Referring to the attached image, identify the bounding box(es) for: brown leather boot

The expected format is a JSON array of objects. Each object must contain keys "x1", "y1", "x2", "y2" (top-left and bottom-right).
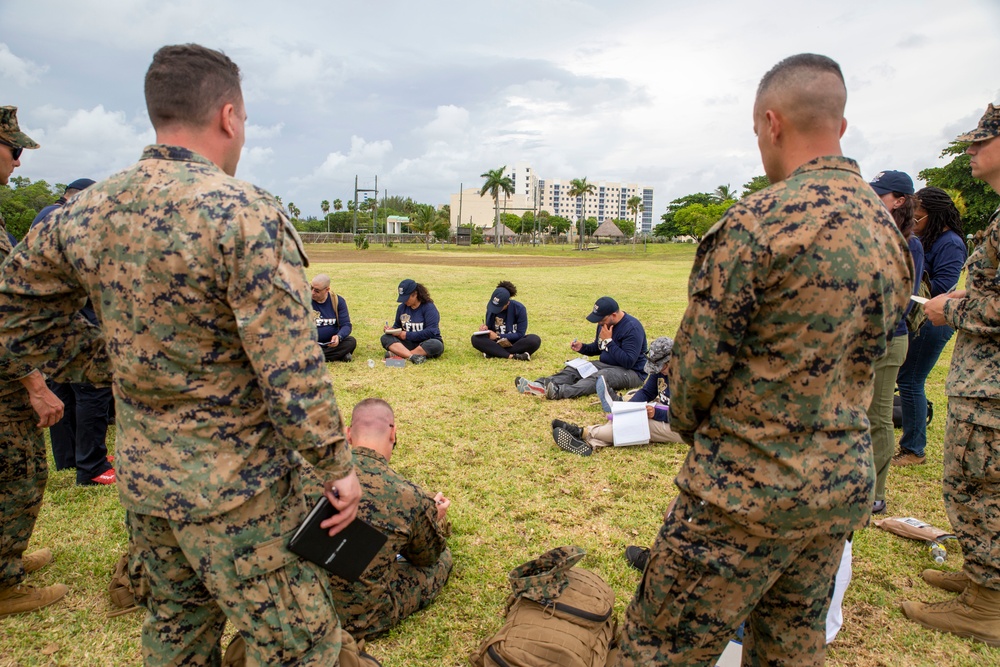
[
  {"x1": 922, "y1": 569, "x2": 970, "y2": 593},
  {"x1": 0, "y1": 583, "x2": 68, "y2": 618},
  {"x1": 902, "y1": 582, "x2": 1000, "y2": 646},
  {"x1": 21, "y1": 548, "x2": 53, "y2": 574}
]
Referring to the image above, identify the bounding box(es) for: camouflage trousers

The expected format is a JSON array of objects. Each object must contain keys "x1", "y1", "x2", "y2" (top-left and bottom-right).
[
  {"x1": 127, "y1": 471, "x2": 346, "y2": 666},
  {"x1": 615, "y1": 492, "x2": 846, "y2": 667},
  {"x1": 337, "y1": 548, "x2": 453, "y2": 642},
  {"x1": 943, "y1": 396, "x2": 1000, "y2": 589},
  {"x1": 0, "y1": 419, "x2": 47, "y2": 589}
]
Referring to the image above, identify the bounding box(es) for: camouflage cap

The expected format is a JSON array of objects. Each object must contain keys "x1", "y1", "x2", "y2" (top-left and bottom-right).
[
  {"x1": 956, "y1": 103, "x2": 1000, "y2": 143},
  {"x1": 0, "y1": 106, "x2": 39, "y2": 150},
  {"x1": 508, "y1": 545, "x2": 586, "y2": 603}
]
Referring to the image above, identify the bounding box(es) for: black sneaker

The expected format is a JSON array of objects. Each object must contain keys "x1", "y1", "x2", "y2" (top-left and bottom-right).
[
  {"x1": 551, "y1": 419, "x2": 583, "y2": 439},
  {"x1": 553, "y1": 426, "x2": 593, "y2": 456},
  {"x1": 343, "y1": 353, "x2": 353, "y2": 362},
  {"x1": 871, "y1": 499, "x2": 887, "y2": 515},
  {"x1": 409, "y1": 354, "x2": 427, "y2": 365},
  {"x1": 625, "y1": 545, "x2": 649, "y2": 572},
  {"x1": 512, "y1": 352, "x2": 531, "y2": 361}
]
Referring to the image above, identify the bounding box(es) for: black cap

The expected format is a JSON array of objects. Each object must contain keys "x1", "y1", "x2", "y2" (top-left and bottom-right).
[
  {"x1": 396, "y1": 278, "x2": 417, "y2": 303},
  {"x1": 486, "y1": 287, "x2": 511, "y2": 317},
  {"x1": 586, "y1": 296, "x2": 619, "y2": 323},
  {"x1": 869, "y1": 170, "x2": 914, "y2": 196},
  {"x1": 65, "y1": 178, "x2": 96, "y2": 193}
]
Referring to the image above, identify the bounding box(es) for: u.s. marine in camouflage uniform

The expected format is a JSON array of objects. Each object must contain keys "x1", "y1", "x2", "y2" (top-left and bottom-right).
[
  {"x1": 615, "y1": 54, "x2": 912, "y2": 667},
  {"x1": 0, "y1": 47, "x2": 364, "y2": 665},
  {"x1": 0, "y1": 106, "x2": 70, "y2": 619},
  {"x1": 330, "y1": 398, "x2": 453, "y2": 642},
  {"x1": 902, "y1": 104, "x2": 1000, "y2": 645}
]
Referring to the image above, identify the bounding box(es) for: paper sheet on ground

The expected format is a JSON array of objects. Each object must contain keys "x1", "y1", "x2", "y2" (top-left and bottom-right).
[{"x1": 565, "y1": 357, "x2": 598, "y2": 378}]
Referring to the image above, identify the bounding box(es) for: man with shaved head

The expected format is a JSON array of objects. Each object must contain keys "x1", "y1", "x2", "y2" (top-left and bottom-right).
[
  {"x1": 328, "y1": 398, "x2": 452, "y2": 641},
  {"x1": 614, "y1": 54, "x2": 913, "y2": 666}
]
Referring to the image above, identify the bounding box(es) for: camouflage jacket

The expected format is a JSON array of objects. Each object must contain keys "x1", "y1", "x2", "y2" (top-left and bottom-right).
[
  {"x1": 945, "y1": 207, "x2": 1000, "y2": 402},
  {"x1": 329, "y1": 446, "x2": 448, "y2": 618},
  {"x1": 669, "y1": 156, "x2": 913, "y2": 539},
  {"x1": 0, "y1": 214, "x2": 36, "y2": 420},
  {"x1": 0, "y1": 145, "x2": 352, "y2": 520}
]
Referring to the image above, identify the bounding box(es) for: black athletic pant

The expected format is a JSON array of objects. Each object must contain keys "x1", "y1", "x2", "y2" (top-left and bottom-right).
[{"x1": 471, "y1": 333, "x2": 541, "y2": 359}]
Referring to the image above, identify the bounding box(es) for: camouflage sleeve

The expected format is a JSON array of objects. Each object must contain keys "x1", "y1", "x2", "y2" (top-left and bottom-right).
[
  {"x1": 944, "y1": 220, "x2": 1000, "y2": 335},
  {"x1": 225, "y1": 201, "x2": 352, "y2": 477},
  {"x1": 399, "y1": 492, "x2": 448, "y2": 567},
  {"x1": 0, "y1": 222, "x2": 111, "y2": 385},
  {"x1": 668, "y1": 207, "x2": 766, "y2": 442}
]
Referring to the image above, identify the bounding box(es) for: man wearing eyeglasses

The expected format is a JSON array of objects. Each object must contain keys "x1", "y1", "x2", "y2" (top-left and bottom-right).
[
  {"x1": 310, "y1": 274, "x2": 357, "y2": 363},
  {"x1": 0, "y1": 105, "x2": 69, "y2": 618}
]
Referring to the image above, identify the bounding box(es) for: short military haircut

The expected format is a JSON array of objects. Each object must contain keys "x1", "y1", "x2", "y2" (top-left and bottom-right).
[
  {"x1": 351, "y1": 398, "x2": 395, "y2": 436},
  {"x1": 312, "y1": 273, "x2": 331, "y2": 289},
  {"x1": 144, "y1": 43, "x2": 242, "y2": 130},
  {"x1": 756, "y1": 53, "x2": 846, "y2": 133}
]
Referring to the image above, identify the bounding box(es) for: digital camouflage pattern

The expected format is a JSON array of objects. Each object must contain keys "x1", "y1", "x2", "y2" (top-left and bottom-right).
[
  {"x1": 329, "y1": 446, "x2": 452, "y2": 642},
  {"x1": 668, "y1": 156, "x2": 913, "y2": 540},
  {"x1": 0, "y1": 144, "x2": 353, "y2": 521},
  {"x1": 615, "y1": 494, "x2": 846, "y2": 667},
  {"x1": 127, "y1": 470, "x2": 346, "y2": 666},
  {"x1": 942, "y1": 207, "x2": 1000, "y2": 588},
  {"x1": 0, "y1": 216, "x2": 47, "y2": 591},
  {"x1": 0, "y1": 106, "x2": 39, "y2": 150}
]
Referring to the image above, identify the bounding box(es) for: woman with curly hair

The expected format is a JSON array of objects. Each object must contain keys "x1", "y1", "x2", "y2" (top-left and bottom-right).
[
  {"x1": 381, "y1": 278, "x2": 444, "y2": 364},
  {"x1": 893, "y1": 186, "x2": 967, "y2": 467},
  {"x1": 471, "y1": 280, "x2": 541, "y2": 360}
]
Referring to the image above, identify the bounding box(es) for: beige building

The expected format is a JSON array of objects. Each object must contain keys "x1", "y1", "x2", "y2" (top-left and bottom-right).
[{"x1": 448, "y1": 164, "x2": 654, "y2": 234}]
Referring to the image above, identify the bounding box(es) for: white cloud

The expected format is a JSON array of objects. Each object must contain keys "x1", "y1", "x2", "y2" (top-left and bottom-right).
[{"x1": 0, "y1": 43, "x2": 47, "y2": 86}]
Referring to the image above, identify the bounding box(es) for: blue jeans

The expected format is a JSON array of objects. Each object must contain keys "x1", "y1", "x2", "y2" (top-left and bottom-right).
[{"x1": 896, "y1": 323, "x2": 953, "y2": 458}]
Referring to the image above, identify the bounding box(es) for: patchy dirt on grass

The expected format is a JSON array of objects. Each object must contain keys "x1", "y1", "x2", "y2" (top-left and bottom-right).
[{"x1": 304, "y1": 245, "x2": 636, "y2": 267}]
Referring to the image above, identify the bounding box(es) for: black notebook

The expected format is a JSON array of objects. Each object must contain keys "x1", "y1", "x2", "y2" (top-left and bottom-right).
[{"x1": 287, "y1": 496, "x2": 387, "y2": 582}]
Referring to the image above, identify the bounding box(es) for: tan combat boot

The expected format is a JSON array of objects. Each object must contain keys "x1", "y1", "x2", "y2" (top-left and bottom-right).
[
  {"x1": 901, "y1": 582, "x2": 1000, "y2": 646},
  {"x1": 0, "y1": 583, "x2": 69, "y2": 618},
  {"x1": 922, "y1": 569, "x2": 970, "y2": 594},
  {"x1": 22, "y1": 548, "x2": 53, "y2": 574}
]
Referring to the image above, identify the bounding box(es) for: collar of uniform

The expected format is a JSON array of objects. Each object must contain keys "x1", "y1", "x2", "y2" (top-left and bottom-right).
[
  {"x1": 140, "y1": 144, "x2": 219, "y2": 168},
  {"x1": 788, "y1": 155, "x2": 861, "y2": 180},
  {"x1": 353, "y1": 445, "x2": 388, "y2": 465}
]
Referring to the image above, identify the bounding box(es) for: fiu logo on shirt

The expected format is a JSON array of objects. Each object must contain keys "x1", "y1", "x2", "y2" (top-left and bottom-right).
[
  {"x1": 657, "y1": 377, "x2": 669, "y2": 405},
  {"x1": 400, "y1": 313, "x2": 424, "y2": 332},
  {"x1": 313, "y1": 309, "x2": 336, "y2": 327},
  {"x1": 494, "y1": 316, "x2": 505, "y2": 335}
]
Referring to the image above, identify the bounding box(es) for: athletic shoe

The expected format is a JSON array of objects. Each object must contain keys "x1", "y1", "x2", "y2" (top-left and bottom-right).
[
  {"x1": 82, "y1": 469, "x2": 116, "y2": 486},
  {"x1": 512, "y1": 352, "x2": 531, "y2": 361},
  {"x1": 872, "y1": 500, "x2": 887, "y2": 515},
  {"x1": 384, "y1": 351, "x2": 392, "y2": 359},
  {"x1": 409, "y1": 354, "x2": 427, "y2": 365},
  {"x1": 892, "y1": 451, "x2": 926, "y2": 467},
  {"x1": 553, "y1": 426, "x2": 593, "y2": 456},
  {"x1": 545, "y1": 382, "x2": 560, "y2": 400},
  {"x1": 596, "y1": 375, "x2": 621, "y2": 413},
  {"x1": 343, "y1": 353, "x2": 353, "y2": 362},
  {"x1": 22, "y1": 548, "x2": 53, "y2": 574},
  {"x1": 515, "y1": 377, "x2": 545, "y2": 397},
  {"x1": 551, "y1": 419, "x2": 583, "y2": 439},
  {"x1": 625, "y1": 546, "x2": 650, "y2": 572}
]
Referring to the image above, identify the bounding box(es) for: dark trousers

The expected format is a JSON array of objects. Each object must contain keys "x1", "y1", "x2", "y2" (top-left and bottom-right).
[
  {"x1": 48, "y1": 381, "x2": 113, "y2": 482},
  {"x1": 471, "y1": 333, "x2": 541, "y2": 359},
  {"x1": 320, "y1": 335, "x2": 357, "y2": 362}
]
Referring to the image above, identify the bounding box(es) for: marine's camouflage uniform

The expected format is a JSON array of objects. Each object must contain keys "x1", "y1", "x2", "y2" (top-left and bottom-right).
[
  {"x1": 942, "y1": 206, "x2": 1000, "y2": 590},
  {"x1": 615, "y1": 156, "x2": 913, "y2": 667},
  {"x1": 330, "y1": 446, "x2": 452, "y2": 642},
  {"x1": 0, "y1": 216, "x2": 47, "y2": 591},
  {"x1": 0, "y1": 145, "x2": 355, "y2": 666}
]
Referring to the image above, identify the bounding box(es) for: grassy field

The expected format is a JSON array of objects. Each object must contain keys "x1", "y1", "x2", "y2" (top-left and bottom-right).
[{"x1": 4, "y1": 242, "x2": 997, "y2": 666}]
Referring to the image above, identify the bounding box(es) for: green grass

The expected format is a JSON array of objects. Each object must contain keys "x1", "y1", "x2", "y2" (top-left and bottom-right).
[{"x1": 5, "y1": 242, "x2": 996, "y2": 666}]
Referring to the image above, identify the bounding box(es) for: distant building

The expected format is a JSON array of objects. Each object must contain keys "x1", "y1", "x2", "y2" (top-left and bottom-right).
[{"x1": 449, "y1": 164, "x2": 653, "y2": 234}]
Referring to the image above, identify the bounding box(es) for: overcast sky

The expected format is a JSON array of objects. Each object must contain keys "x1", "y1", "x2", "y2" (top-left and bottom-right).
[{"x1": 3, "y1": 1, "x2": 998, "y2": 219}]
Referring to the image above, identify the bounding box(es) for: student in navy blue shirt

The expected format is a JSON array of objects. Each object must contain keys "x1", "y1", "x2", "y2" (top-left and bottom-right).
[
  {"x1": 550, "y1": 336, "x2": 681, "y2": 456},
  {"x1": 310, "y1": 274, "x2": 357, "y2": 362},
  {"x1": 894, "y1": 187, "x2": 967, "y2": 467},
  {"x1": 381, "y1": 278, "x2": 444, "y2": 364},
  {"x1": 471, "y1": 281, "x2": 541, "y2": 361},
  {"x1": 517, "y1": 296, "x2": 647, "y2": 400}
]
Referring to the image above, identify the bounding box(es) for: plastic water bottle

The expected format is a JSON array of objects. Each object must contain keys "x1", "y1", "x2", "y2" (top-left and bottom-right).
[
  {"x1": 367, "y1": 359, "x2": 375, "y2": 369},
  {"x1": 927, "y1": 540, "x2": 947, "y2": 564}
]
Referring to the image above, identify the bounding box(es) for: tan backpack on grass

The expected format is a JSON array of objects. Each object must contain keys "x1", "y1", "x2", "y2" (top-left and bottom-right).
[
  {"x1": 108, "y1": 552, "x2": 142, "y2": 618},
  {"x1": 469, "y1": 546, "x2": 617, "y2": 667}
]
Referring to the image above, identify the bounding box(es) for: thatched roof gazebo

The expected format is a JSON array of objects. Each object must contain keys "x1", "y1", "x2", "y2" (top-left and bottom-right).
[{"x1": 593, "y1": 219, "x2": 625, "y2": 240}]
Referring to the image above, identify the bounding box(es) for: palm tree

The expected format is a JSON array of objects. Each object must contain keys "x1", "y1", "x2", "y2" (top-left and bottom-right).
[
  {"x1": 411, "y1": 204, "x2": 437, "y2": 250},
  {"x1": 712, "y1": 184, "x2": 735, "y2": 202},
  {"x1": 321, "y1": 200, "x2": 330, "y2": 232},
  {"x1": 333, "y1": 198, "x2": 343, "y2": 212},
  {"x1": 288, "y1": 202, "x2": 300, "y2": 219},
  {"x1": 480, "y1": 166, "x2": 514, "y2": 248},
  {"x1": 568, "y1": 177, "x2": 597, "y2": 250},
  {"x1": 627, "y1": 195, "x2": 643, "y2": 251}
]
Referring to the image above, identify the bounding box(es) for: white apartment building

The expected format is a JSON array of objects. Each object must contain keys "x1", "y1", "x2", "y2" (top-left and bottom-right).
[{"x1": 448, "y1": 164, "x2": 654, "y2": 234}]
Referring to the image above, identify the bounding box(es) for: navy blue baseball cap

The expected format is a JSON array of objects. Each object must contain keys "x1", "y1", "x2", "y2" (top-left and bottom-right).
[
  {"x1": 65, "y1": 178, "x2": 95, "y2": 192},
  {"x1": 869, "y1": 170, "x2": 914, "y2": 196},
  {"x1": 486, "y1": 287, "x2": 511, "y2": 317},
  {"x1": 586, "y1": 296, "x2": 619, "y2": 323},
  {"x1": 396, "y1": 278, "x2": 417, "y2": 302}
]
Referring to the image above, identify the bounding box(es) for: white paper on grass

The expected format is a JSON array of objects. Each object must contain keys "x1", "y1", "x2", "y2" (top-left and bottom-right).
[
  {"x1": 610, "y1": 401, "x2": 650, "y2": 446},
  {"x1": 565, "y1": 357, "x2": 598, "y2": 378}
]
